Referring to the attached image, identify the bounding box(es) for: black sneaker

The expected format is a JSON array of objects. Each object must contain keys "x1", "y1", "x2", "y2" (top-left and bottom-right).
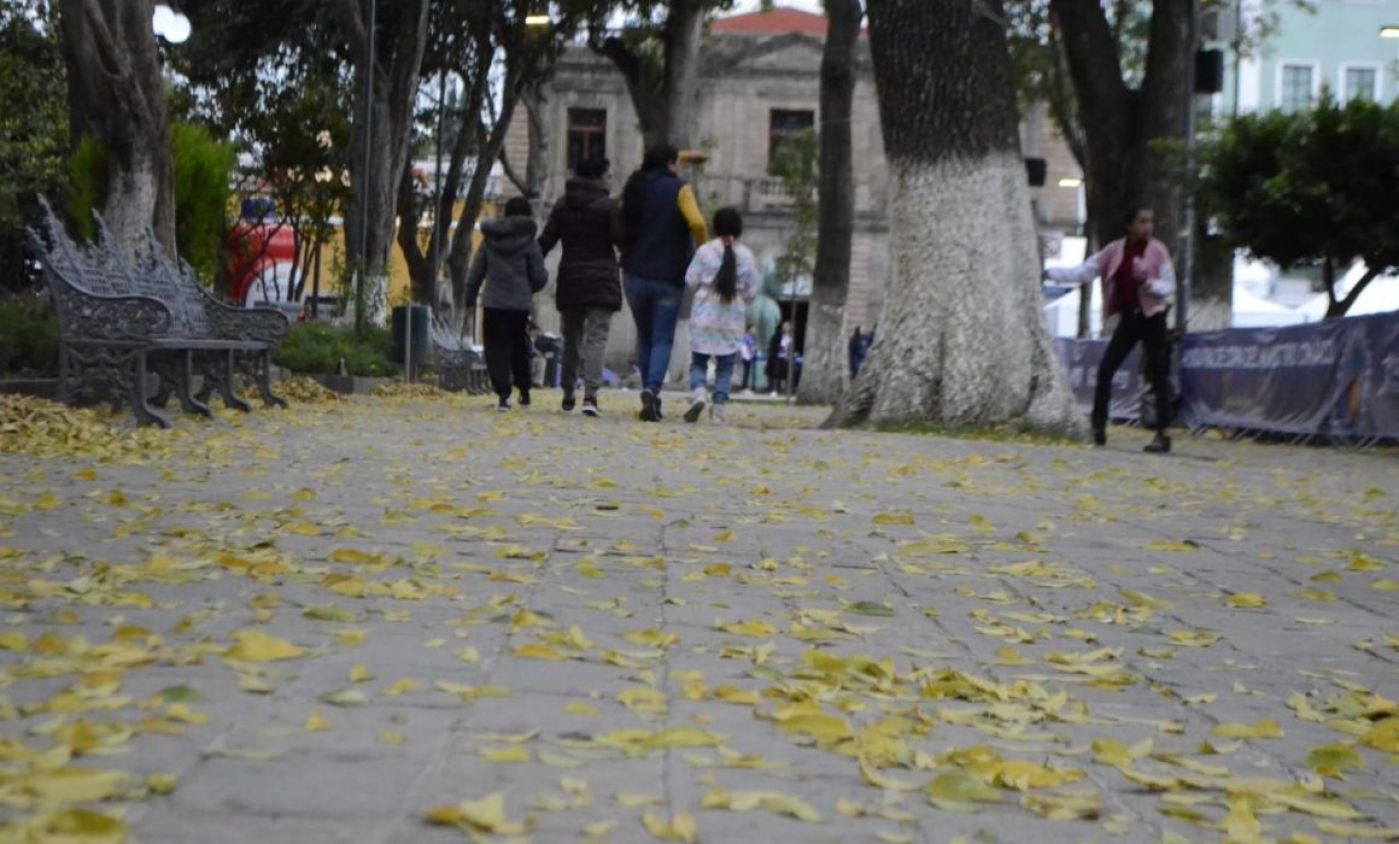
[
  {"x1": 496, "y1": 397, "x2": 512, "y2": 412},
  {"x1": 1144, "y1": 432, "x2": 1172, "y2": 454},
  {"x1": 562, "y1": 392, "x2": 576, "y2": 413},
  {"x1": 582, "y1": 397, "x2": 600, "y2": 417},
  {"x1": 639, "y1": 389, "x2": 658, "y2": 422},
  {"x1": 518, "y1": 389, "x2": 531, "y2": 407}
]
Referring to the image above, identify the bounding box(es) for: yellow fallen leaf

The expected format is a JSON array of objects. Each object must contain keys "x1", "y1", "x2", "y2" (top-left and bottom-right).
[
  {"x1": 1223, "y1": 795, "x2": 1262, "y2": 842},
  {"x1": 564, "y1": 701, "x2": 599, "y2": 717},
  {"x1": 15, "y1": 808, "x2": 126, "y2": 844},
  {"x1": 702, "y1": 788, "x2": 822, "y2": 822},
  {"x1": 224, "y1": 630, "x2": 306, "y2": 662},
  {"x1": 926, "y1": 772, "x2": 1002, "y2": 811},
  {"x1": 1212, "y1": 719, "x2": 1283, "y2": 740},
  {"x1": 615, "y1": 793, "x2": 665, "y2": 808},
  {"x1": 305, "y1": 708, "x2": 332, "y2": 732},
  {"x1": 383, "y1": 679, "x2": 423, "y2": 697},
  {"x1": 1314, "y1": 821, "x2": 1399, "y2": 839},
  {"x1": 24, "y1": 767, "x2": 127, "y2": 802},
  {"x1": 624, "y1": 629, "x2": 679, "y2": 648},
  {"x1": 348, "y1": 664, "x2": 374, "y2": 683},
  {"x1": 513, "y1": 643, "x2": 567, "y2": 661},
  {"x1": 424, "y1": 791, "x2": 527, "y2": 835},
  {"x1": 1227, "y1": 592, "x2": 1267, "y2": 608},
  {"x1": 717, "y1": 619, "x2": 778, "y2": 638},
  {"x1": 1359, "y1": 717, "x2": 1399, "y2": 752},
  {"x1": 479, "y1": 746, "x2": 531, "y2": 763},
  {"x1": 872, "y1": 512, "x2": 915, "y2": 526},
  {"x1": 379, "y1": 731, "x2": 408, "y2": 746},
  {"x1": 642, "y1": 810, "x2": 697, "y2": 843}
]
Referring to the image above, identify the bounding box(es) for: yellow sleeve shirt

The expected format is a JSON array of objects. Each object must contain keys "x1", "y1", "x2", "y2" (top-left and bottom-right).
[{"x1": 676, "y1": 184, "x2": 709, "y2": 246}]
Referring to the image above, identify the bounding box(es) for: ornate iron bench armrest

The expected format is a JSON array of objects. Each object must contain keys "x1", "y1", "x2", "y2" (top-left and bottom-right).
[
  {"x1": 50, "y1": 279, "x2": 173, "y2": 342},
  {"x1": 196, "y1": 287, "x2": 291, "y2": 344}
]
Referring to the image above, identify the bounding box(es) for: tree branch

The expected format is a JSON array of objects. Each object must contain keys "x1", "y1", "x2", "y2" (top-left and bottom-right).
[{"x1": 1334, "y1": 266, "x2": 1381, "y2": 317}]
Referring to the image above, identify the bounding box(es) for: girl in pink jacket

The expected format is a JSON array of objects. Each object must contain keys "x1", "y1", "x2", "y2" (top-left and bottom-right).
[{"x1": 1047, "y1": 207, "x2": 1176, "y2": 453}]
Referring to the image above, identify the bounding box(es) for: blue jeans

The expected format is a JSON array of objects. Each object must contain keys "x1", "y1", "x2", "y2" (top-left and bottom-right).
[
  {"x1": 624, "y1": 274, "x2": 683, "y2": 392},
  {"x1": 690, "y1": 352, "x2": 736, "y2": 404}
]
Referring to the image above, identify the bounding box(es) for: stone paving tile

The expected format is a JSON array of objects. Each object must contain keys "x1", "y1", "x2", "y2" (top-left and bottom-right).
[{"x1": 0, "y1": 393, "x2": 1396, "y2": 844}]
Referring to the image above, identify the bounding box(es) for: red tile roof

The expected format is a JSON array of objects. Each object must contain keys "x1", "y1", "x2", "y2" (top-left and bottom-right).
[{"x1": 711, "y1": 7, "x2": 844, "y2": 38}]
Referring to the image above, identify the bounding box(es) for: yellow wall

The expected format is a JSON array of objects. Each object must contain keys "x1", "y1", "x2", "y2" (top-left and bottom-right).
[{"x1": 299, "y1": 199, "x2": 494, "y2": 314}]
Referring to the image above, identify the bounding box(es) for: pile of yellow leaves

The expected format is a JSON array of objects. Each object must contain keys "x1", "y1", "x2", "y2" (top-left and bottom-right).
[{"x1": 0, "y1": 395, "x2": 164, "y2": 458}]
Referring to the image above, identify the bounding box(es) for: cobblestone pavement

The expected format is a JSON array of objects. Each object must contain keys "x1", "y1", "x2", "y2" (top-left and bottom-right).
[{"x1": 0, "y1": 390, "x2": 1396, "y2": 844}]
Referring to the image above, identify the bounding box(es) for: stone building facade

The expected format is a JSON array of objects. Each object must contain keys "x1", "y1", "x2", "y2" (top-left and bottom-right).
[{"x1": 502, "y1": 7, "x2": 1085, "y2": 379}]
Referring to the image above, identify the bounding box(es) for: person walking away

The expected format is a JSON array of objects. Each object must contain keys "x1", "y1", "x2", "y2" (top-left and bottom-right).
[
  {"x1": 682, "y1": 208, "x2": 759, "y2": 424},
  {"x1": 539, "y1": 156, "x2": 622, "y2": 417},
  {"x1": 767, "y1": 320, "x2": 794, "y2": 396},
  {"x1": 1046, "y1": 206, "x2": 1175, "y2": 453},
  {"x1": 464, "y1": 197, "x2": 548, "y2": 411},
  {"x1": 619, "y1": 144, "x2": 709, "y2": 422},
  {"x1": 739, "y1": 325, "x2": 758, "y2": 393}
]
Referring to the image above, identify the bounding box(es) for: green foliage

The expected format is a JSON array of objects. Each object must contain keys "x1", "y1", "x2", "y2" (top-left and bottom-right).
[
  {"x1": 171, "y1": 123, "x2": 237, "y2": 282},
  {"x1": 66, "y1": 140, "x2": 106, "y2": 242},
  {"x1": 1200, "y1": 95, "x2": 1399, "y2": 315},
  {"x1": 272, "y1": 321, "x2": 399, "y2": 377},
  {"x1": 0, "y1": 5, "x2": 68, "y2": 292},
  {"x1": 66, "y1": 124, "x2": 235, "y2": 281},
  {"x1": 769, "y1": 129, "x2": 818, "y2": 296},
  {"x1": 0, "y1": 292, "x2": 60, "y2": 376}
]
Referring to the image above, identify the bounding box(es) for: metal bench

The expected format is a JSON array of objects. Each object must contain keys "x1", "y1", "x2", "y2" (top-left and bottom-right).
[
  {"x1": 27, "y1": 197, "x2": 288, "y2": 427},
  {"x1": 429, "y1": 311, "x2": 489, "y2": 395}
]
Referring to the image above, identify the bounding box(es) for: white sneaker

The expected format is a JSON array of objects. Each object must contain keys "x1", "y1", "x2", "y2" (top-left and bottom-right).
[
  {"x1": 683, "y1": 388, "x2": 706, "y2": 424},
  {"x1": 709, "y1": 404, "x2": 726, "y2": 425}
]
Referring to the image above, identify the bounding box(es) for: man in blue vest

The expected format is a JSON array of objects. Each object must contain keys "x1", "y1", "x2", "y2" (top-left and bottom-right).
[{"x1": 618, "y1": 144, "x2": 709, "y2": 422}]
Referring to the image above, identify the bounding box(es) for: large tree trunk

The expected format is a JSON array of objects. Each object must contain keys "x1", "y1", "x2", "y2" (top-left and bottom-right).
[
  {"x1": 596, "y1": 1, "x2": 705, "y2": 148},
  {"x1": 60, "y1": 0, "x2": 175, "y2": 258},
  {"x1": 827, "y1": 0, "x2": 1081, "y2": 434},
  {"x1": 338, "y1": 0, "x2": 429, "y2": 327},
  {"x1": 798, "y1": 0, "x2": 861, "y2": 406},
  {"x1": 1051, "y1": 0, "x2": 1208, "y2": 321},
  {"x1": 662, "y1": 0, "x2": 704, "y2": 148}
]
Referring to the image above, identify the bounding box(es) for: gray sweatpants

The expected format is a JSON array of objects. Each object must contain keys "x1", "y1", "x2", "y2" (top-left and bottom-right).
[{"x1": 560, "y1": 307, "x2": 612, "y2": 396}]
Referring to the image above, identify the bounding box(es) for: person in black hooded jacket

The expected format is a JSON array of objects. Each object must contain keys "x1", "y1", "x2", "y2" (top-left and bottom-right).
[
  {"x1": 538, "y1": 156, "x2": 622, "y2": 416},
  {"x1": 465, "y1": 197, "x2": 548, "y2": 410}
]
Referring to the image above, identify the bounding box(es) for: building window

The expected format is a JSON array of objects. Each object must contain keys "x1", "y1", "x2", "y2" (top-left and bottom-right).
[
  {"x1": 1279, "y1": 64, "x2": 1314, "y2": 112},
  {"x1": 566, "y1": 108, "x2": 606, "y2": 172},
  {"x1": 1344, "y1": 66, "x2": 1377, "y2": 102},
  {"x1": 768, "y1": 109, "x2": 815, "y2": 174}
]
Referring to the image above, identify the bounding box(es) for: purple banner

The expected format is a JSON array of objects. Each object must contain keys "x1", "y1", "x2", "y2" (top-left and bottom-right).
[
  {"x1": 1177, "y1": 312, "x2": 1399, "y2": 439},
  {"x1": 1053, "y1": 338, "x2": 1144, "y2": 422}
]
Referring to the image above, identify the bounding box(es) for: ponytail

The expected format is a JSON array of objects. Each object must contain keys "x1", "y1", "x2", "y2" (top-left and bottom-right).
[
  {"x1": 710, "y1": 206, "x2": 744, "y2": 304},
  {"x1": 715, "y1": 244, "x2": 737, "y2": 304}
]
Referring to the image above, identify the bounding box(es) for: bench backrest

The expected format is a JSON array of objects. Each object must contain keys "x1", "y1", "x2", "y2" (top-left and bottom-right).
[{"x1": 122, "y1": 224, "x2": 212, "y2": 338}]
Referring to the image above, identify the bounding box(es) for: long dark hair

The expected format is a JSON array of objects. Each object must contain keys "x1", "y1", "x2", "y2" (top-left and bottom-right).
[
  {"x1": 620, "y1": 144, "x2": 679, "y2": 245},
  {"x1": 712, "y1": 207, "x2": 743, "y2": 304}
]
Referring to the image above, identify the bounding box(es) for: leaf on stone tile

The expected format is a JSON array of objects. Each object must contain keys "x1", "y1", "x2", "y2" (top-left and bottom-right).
[
  {"x1": 424, "y1": 791, "x2": 527, "y2": 835},
  {"x1": 223, "y1": 630, "x2": 306, "y2": 662},
  {"x1": 624, "y1": 629, "x2": 679, "y2": 648},
  {"x1": 305, "y1": 707, "x2": 332, "y2": 732},
  {"x1": 384, "y1": 679, "x2": 423, "y2": 697},
  {"x1": 1227, "y1": 592, "x2": 1267, "y2": 608},
  {"x1": 347, "y1": 664, "x2": 374, "y2": 683},
  {"x1": 479, "y1": 746, "x2": 531, "y2": 763},
  {"x1": 641, "y1": 810, "x2": 697, "y2": 843},
  {"x1": 1306, "y1": 743, "x2": 1366, "y2": 774},
  {"x1": 513, "y1": 643, "x2": 567, "y2": 661},
  {"x1": 1211, "y1": 719, "x2": 1283, "y2": 740},
  {"x1": 926, "y1": 772, "x2": 1002, "y2": 811},
  {"x1": 615, "y1": 793, "x2": 665, "y2": 807},
  {"x1": 702, "y1": 787, "x2": 821, "y2": 822},
  {"x1": 872, "y1": 512, "x2": 915, "y2": 526},
  {"x1": 320, "y1": 689, "x2": 368, "y2": 707},
  {"x1": 717, "y1": 619, "x2": 778, "y2": 638},
  {"x1": 1147, "y1": 539, "x2": 1200, "y2": 552},
  {"x1": 303, "y1": 605, "x2": 359, "y2": 623},
  {"x1": 846, "y1": 601, "x2": 895, "y2": 617},
  {"x1": 379, "y1": 731, "x2": 408, "y2": 747},
  {"x1": 24, "y1": 767, "x2": 127, "y2": 803},
  {"x1": 1313, "y1": 821, "x2": 1399, "y2": 840},
  {"x1": 1358, "y1": 717, "x2": 1399, "y2": 753}
]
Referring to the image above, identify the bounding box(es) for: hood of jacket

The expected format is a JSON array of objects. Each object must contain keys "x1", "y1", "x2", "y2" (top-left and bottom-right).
[
  {"x1": 562, "y1": 177, "x2": 611, "y2": 212},
  {"x1": 480, "y1": 216, "x2": 538, "y2": 255}
]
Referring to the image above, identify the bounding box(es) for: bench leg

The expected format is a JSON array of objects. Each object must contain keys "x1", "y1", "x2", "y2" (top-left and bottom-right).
[
  {"x1": 253, "y1": 350, "x2": 287, "y2": 408},
  {"x1": 174, "y1": 351, "x2": 213, "y2": 418},
  {"x1": 215, "y1": 350, "x2": 252, "y2": 413},
  {"x1": 128, "y1": 350, "x2": 170, "y2": 429}
]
